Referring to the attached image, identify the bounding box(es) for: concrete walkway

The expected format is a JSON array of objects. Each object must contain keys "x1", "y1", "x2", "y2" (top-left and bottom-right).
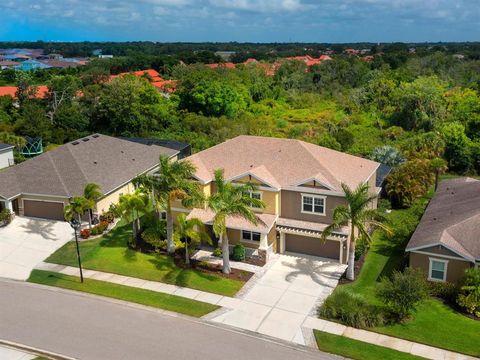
[
  {"x1": 0, "y1": 344, "x2": 36, "y2": 360},
  {"x1": 303, "y1": 317, "x2": 476, "y2": 360}
]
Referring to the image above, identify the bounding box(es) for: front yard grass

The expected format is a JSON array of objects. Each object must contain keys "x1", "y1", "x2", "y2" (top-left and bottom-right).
[
  {"x1": 45, "y1": 222, "x2": 245, "y2": 297},
  {"x1": 314, "y1": 330, "x2": 425, "y2": 360},
  {"x1": 322, "y1": 193, "x2": 480, "y2": 357},
  {"x1": 28, "y1": 270, "x2": 219, "y2": 317}
]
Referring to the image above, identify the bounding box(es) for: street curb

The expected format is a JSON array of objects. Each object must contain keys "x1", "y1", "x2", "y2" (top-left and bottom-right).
[{"x1": 0, "y1": 339, "x2": 76, "y2": 360}]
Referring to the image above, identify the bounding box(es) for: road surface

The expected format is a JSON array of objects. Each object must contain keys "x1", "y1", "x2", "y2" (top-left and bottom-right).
[{"x1": 0, "y1": 280, "x2": 337, "y2": 360}]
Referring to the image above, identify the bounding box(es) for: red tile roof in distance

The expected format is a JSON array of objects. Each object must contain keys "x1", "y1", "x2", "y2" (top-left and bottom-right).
[{"x1": 0, "y1": 85, "x2": 48, "y2": 99}]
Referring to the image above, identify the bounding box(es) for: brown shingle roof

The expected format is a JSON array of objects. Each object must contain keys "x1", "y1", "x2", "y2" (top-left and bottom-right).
[
  {"x1": 406, "y1": 178, "x2": 480, "y2": 261},
  {"x1": 187, "y1": 136, "x2": 379, "y2": 191},
  {"x1": 0, "y1": 134, "x2": 178, "y2": 200}
]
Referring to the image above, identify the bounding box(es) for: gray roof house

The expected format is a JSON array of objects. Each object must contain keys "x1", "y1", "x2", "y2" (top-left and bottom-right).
[
  {"x1": 0, "y1": 134, "x2": 178, "y2": 221},
  {"x1": 406, "y1": 178, "x2": 480, "y2": 283}
]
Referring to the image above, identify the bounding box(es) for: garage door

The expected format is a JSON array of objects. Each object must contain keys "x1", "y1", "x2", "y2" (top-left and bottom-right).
[
  {"x1": 23, "y1": 200, "x2": 65, "y2": 221},
  {"x1": 285, "y1": 233, "x2": 340, "y2": 260}
]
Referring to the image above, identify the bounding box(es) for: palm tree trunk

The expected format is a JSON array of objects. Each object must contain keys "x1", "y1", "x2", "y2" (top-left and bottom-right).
[
  {"x1": 346, "y1": 226, "x2": 356, "y2": 281},
  {"x1": 221, "y1": 232, "x2": 231, "y2": 274},
  {"x1": 166, "y1": 204, "x2": 175, "y2": 255},
  {"x1": 77, "y1": 214, "x2": 82, "y2": 228},
  {"x1": 185, "y1": 239, "x2": 190, "y2": 265},
  {"x1": 88, "y1": 209, "x2": 92, "y2": 230}
]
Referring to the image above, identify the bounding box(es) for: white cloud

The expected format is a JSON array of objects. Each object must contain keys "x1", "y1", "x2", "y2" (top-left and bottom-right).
[{"x1": 209, "y1": 0, "x2": 305, "y2": 12}]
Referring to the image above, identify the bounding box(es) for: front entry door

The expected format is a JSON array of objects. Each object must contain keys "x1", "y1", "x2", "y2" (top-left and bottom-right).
[{"x1": 12, "y1": 199, "x2": 19, "y2": 215}]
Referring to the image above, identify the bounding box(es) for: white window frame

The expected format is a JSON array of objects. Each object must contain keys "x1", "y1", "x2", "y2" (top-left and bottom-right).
[
  {"x1": 246, "y1": 191, "x2": 262, "y2": 209},
  {"x1": 301, "y1": 193, "x2": 326, "y2": 216},
  {"x1": 428, "y1": 258, "x2": 448, "y2": 282},
  {"x1": 241, "y1": 230, "x2": 261, "y2": 243}
]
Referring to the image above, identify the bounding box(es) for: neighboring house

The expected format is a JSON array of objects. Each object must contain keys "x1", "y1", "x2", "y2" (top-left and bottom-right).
[
  {"x1": 0, "y1": 60, "x2": 20, "y2": 70},
  {"x1": 0, "y1": 85, "x2": 49, "y2": 100},
  {"x1": 0, "y1": 134, "x2": 178, "y2": 220},
  {"x1": 406, "y1": 178, "x2": 480, "y2": 283},
  {"x1": 0, "y1": 143, "x2": 14, "y2": 169},
  {"x1": 15, "y1": 59, "x2": 51, "y2": 71},
  {"x1": 173, "y1": 135, "x2": 380, "y2": 263}
]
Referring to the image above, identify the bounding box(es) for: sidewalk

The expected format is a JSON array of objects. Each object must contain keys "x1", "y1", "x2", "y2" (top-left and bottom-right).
[
  {"x1": 35, "y1": 262, "x2": 476, "y2": 360},
  {"x1": 0, "y1": 344, "x2": 36, "y2": 360},
  {"x1": 302, "y1": 317, "x2": 476, "y2": 360}
]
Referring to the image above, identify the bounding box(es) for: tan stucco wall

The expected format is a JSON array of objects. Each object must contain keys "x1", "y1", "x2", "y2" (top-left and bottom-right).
[
  {"x1": 281, "y1": 190, "x2": 348, "y2": 224},
  {"x1": 367, "y1": 171, "x2": 378, "y2": 208},
  {"x1": 18, "y1": 195, "x2": 69, "y2": 216},
  {"x1": 409, "y1": 252, "x2": 472, "y2": 283},
  {"x1": 268, "y1": 227, "x2": 277, "y2": 252},
  {"x1": 96, "y1": 182, "x2": 135, "y2": 214}
]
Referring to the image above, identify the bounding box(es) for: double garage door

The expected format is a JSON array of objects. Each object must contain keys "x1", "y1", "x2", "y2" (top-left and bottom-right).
[
  {"x1": 23, "y1": 200, "x2": 65, "y2": 221},
  {"x1": 285, "y1": 233, "x2": 340, "y2": 260}
]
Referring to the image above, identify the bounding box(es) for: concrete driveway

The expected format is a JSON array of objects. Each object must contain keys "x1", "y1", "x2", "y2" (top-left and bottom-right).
[
  {"x1": 210, "y1": 253, "x2": 347, "y2": 345},
  {"x1": 0, "y1": 217, "x2": 73, "y2": 280}
]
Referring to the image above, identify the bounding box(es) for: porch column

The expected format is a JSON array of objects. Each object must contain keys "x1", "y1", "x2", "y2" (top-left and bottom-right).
[
  {"x1": 2, "y1": 200, "x2": 13, "y2": 212},
  {"x1": 259, "y1": 233, "x2": 268, "y2": 250},
  {"x1": 339, "y1": 239, "x2": 343, "y2": 264},
  {"x1": 279, "y1": 232, "x2": 286, "y2": 253}
]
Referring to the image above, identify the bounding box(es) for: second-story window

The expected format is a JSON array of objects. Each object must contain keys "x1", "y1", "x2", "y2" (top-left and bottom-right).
[
  {"x1": 301, "y1": 194, "x2": 326, "y2": 215},
  {"x1": 246, "y1": 191, "x2": 262, "y2": 208}
]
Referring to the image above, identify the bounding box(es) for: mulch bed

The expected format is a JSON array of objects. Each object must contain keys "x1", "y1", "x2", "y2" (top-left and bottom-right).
[
  {"x1": 338, "y1": 252, "x2": 366, "y2": 285},
  {"x1": 174, "y1": 253, "x2": 254, "y2": 282}
]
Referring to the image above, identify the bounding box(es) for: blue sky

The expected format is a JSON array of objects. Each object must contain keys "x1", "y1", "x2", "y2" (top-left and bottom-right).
[{"x1": 1, "y1": 0, "x2": 479, "y2": 42}]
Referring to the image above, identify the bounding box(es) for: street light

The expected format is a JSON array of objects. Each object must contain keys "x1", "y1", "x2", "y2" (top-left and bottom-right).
[{"x1": 69, "y1": 218, "x2": 84, "y2": 283}]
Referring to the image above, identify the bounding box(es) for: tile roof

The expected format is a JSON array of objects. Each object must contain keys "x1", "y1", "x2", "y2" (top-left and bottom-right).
[
  {"x1": 0, "y1": 85, "x2": 48, "y2": 99},
  {"x1": 406, "y1": 178, "x2": 480, "y2": 261},
  {"x1": 186, "y1": 136, "x2": 379, "y2": 192},
  {"x1": 187, "y1": 208, "x2": 277, "y2": 233},
  {"x1": 0, "y1": 134, "x2": 178, "y2": 200}
]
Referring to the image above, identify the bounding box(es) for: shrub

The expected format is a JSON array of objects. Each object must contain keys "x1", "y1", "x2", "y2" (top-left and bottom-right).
[
  {"x1": 91, "y1": 221, "x2": 109, "y2": 236},
  {"x1": 99, "y1": 211, "x2": 115, "y2": 224},
  {"x1": 457, "y1": 268, "x2": 480, "y2": 318},
  {"x1": 319, "y1": 288, "x2": 385, "y2": 329},
  {"x1": 141, "y1": 221, "x2": 167, "y2": 251},
  {"x1": 232, "y1": 244, "x2": 246, "y2": 261},
  {"x1": 80, "y1": 229, "x2": 91, "y2": 239},
  {"x1": 355, "y1": 236, "x2": 369, "y2": 260},
  {"x1": 0, "y1": 209, "x2": 13, "y2": 225},
  {"x1": 377, "y1": 268, "x2": 428, "y2": 320},
  {"x1": 428, "y1": 281, "x2": 458, "y2": 303},
  {"x1": 212, "y1": 247, "x2": 222, "y2": 257}
]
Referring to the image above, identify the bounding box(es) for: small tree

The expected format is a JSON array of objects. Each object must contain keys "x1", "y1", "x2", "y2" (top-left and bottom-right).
[
  {"x1": 113, "y1": 190, "x2": 150, "y2": 245},
  {"x1": 207, "y1": 169, "x2": 265, "y2": 274},
  {"x1": 321, "y1": 182, "x2": 391, "y2": 281},
  {"x1": 83, "y1": 183, "x2": 102, "y2": 230},
  {"x1": 457, "y1": 268, "x2": 480, "y2": 318},
  {"x1": 377, "y1": 268, "x2": 428, "y2": 321},
  {"x1": 64, "y1": 197, "x2": 88, "y2": 224},
  {"x1": 174, "y1": 213, "x2": 209, "y2": 265}
]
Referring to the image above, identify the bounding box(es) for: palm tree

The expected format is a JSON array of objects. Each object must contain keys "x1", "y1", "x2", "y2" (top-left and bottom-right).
[
  {"x1": 115, "y1": 189, "x2": 150, "y2": 244},
  {"x1": 321, "y1": 182, "x2": 391, "y2": 281},
  {"x1": 207, "y1": 169, "x2": 265, "y2": 274},
  {"x1": 134, "y1": 155, "x2": 202, "y2": 255},
  {"x1": 83, "y1": 183, "x2": 102, "y2": 230},
  {"x1": 64, "y1": 196, "x2": 88, "y2": 225},
  {"x1": 430, "y1": 157, "x2": 448, "y2": 191},
  {"x1": 174, "y1": 213, "x2": 209, "y2": 265}
]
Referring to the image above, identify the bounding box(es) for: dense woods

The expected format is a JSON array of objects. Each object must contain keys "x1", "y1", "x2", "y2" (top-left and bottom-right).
[{"x1": 1, "y1": 42, "x2": 480, "y2": 207}]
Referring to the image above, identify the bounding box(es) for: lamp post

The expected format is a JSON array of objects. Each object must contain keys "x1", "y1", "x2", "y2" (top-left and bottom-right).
[{"x1": 70, "y1": 218, "x2": 84, "y2": 283}]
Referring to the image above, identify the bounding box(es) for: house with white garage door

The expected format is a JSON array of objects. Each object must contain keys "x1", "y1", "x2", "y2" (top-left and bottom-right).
[
  {"x1": 0, "y1": 134, "x2": 178, "y2": 221},
  {"x1": 173, "y1": 135, "x2": 381, "y2": 264}
]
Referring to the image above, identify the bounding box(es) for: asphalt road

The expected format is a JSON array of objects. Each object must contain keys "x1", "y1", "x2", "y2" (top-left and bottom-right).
[{"x1": 0, "y1": 280, "x2": 338, "y2": 360}]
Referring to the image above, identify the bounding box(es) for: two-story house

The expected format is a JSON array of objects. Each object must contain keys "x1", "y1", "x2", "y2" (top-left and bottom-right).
[{"x1": 172, "y1": 135, "x2": 380, "y2": 264}]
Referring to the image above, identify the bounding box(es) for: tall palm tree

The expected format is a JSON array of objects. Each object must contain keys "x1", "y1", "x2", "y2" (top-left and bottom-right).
[
  {"x1": 64, "y1": 197, "x2": 88, "y2": 225},
  {"x1": 321, "y1": 182, "x2": 391, "y2": 281},
  {"x1": 135, "y1": 155, "x2": 202, "y2": 255},
  {"x1": 430, "y1": 157, "x2": 448, "y2": 191},
  {"x1": 207, "y1": 169, "x2": 265, "y2": 274},
  {"x1": 174, "y1": 213, "x2": 210, "y2": 265},
  {"x1": 115, "y1": 189, "x2": 150, "y2": 244},
  {"x1": 83, "y1": 183, "x2": 102, "y2": 230}
]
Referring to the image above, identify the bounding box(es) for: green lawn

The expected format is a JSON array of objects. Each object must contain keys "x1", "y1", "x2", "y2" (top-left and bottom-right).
[
  {"x1": 45, "y1": 222, "x2": 245, "y2": 297},
  {"x1": 314, "y1": 330, "x2": 425, "y2": 360},
  {"x1": 322, "y1": 193, "x2": 480, "y2": 357},
  {"x1": 28, "y1": 270, "x2": 218, "y2": 317}
]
